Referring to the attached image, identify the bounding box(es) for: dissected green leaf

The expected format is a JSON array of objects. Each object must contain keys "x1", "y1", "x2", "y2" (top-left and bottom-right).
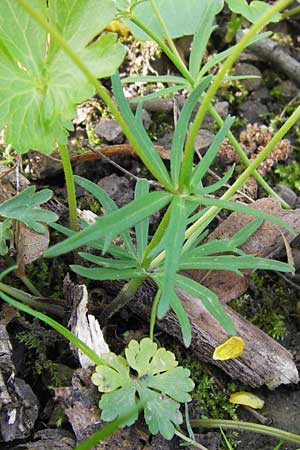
[
  {"x1": 191, "y1": 116, "x2": 235, "y2": 189},
  {"x1": 226, "y1": 0, "x2": 280, "y2": 23},
  {"x1": 158, "y1": 197, "x2": 188, "y2": 318},
  {"x1": 0, "y1": 0, "x2": 126, "y2": 154},
  {"x1": 189, "y1": 3, "x2": 220, "y2": 78},
  {"x1": 112, "y1": 73, "x2": 172, "y2": 189},
  {"x1": 170, "y1": 292, "x2": 192, "y2": 348},
  {"x1": 171, "y1": 77, "x2": 212, "y2": 186},
  {"x1": 92, "y1": 337, "x2": 194, "y2": 439},
  {"x1": 0, "y1": 219, "x2": 13, "y2": 256},
  {"x1": 74, "y1": 175, "x2": 136, "y2": 257},
  {"x1": 78, "y1": 252, "x2": 137, "y2": 269},
  {"x1": 175, "y1": 274, "x2": 236, "y2": 335},
  {"x1": 134, "y1": 179, "x2": 150, "y2": 259},
  {"x1": 119, "y1": 0, "x2": 224, "y2": 40},
  {"x1": 44, "y1": 191, "x2": 172, "y2": 257},
  {"x1": 0, "y1": 186, "x2": 58, "y2": 233},
  {"x1": 70, "y1": 265, "x2": 145, "y2": 280}
]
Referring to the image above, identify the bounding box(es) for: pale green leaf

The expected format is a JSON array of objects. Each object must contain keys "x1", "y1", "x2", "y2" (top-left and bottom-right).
[
  {"x1": 226, "y1": 0, "x2": 280, "y2": 23},
  {"x1": 0, "y1": 0, "x2": 126, "y2": 154},
  {"x1": 175, "y1": 274, "x2": 236, "y2": 335},
  {"x1": 120, "y1": 0, "x2": 224, "y2": 40},
  {"x1": 0, "y1": 186, "x2": 58, "y2": 233},
  {"x1": 44, "y1": 191, "x2": 171, "y2": 257}
]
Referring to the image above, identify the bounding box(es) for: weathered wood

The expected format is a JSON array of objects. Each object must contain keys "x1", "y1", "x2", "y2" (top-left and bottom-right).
[
  {"x1": 128, "y1": 199, "x2": 300, "y2": 388},
  {"x1": 128, "y1": 282, "x2": 299, "y2": 388}
]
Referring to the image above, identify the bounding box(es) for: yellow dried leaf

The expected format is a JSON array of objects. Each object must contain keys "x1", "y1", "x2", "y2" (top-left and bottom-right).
[
  {"x1": 105, "y1": 20, "x2": 130, "y2": 37},
  {"x1": 229, "y1": 391, "x2": 264, "y2": 409},
  {"x1": 213, "y1": 336, "x2": 245, "y2": 360}
]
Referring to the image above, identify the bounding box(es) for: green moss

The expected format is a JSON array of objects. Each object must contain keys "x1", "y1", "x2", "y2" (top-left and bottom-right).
[
  {"x1": 230, "y1": 273, "x2": 292, "y2": 340},
  {"x1": 275, "y1": 161, "x2": 300, "y2": 192},
  {"x1": 26, "y1": 259, "x2": 49, "y2": 293},
  {"x1": 181, "y1": 358, "x2": 238, "y2": 420},
  {"x1": 16, "y1": 326, "x2": 73, "y2": 387}
]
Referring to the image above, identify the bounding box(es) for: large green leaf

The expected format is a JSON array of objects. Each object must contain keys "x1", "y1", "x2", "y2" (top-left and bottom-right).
[
  {"x1": 175, "y1": 274, "x2": 236, "y2": 335},
  {"x1": 119, "y1": 0, "x2": 224, "y2": 40},
  {"x1": 0, "y1": 186, "x2": 58, "y2": 233},
  {"x1": 0, "y1": 0, "x2": 126, "y2": 154},
  {"x1": 44, "y1": 191, "x2": 172, "y2": 257}
]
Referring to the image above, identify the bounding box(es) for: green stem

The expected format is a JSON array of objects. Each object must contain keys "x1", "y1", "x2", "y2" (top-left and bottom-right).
[
  {"x1": 150, "y1": 103, "x2": 300, "y2": 269},
  {"x1": 280, "y1": 5, "x2": 300, "y2": 19},
  {"x1": 208, "y1": 105, "x2": 290, "y2": 209},
  {"x1": 130, "y1": 15, "x2": 194, "y2": 84},
  {"x1": 102, "y1": 277, "x2": 145, "y2": 319},
  {"x1": 20, "y1": 275, "x2": 42, "y2": 297},
  {"x1": 149, "y1": 0, "x2": 189, "y2": 74},
  {"x1": 185, "y1": 103, "x2": 300, "y2": 239},
  {"x1": 58, "y1": 143, "x2": 77, "y2": 231},
  {"x1": 149, "y1": 289, "x2": 161, "y2": 340},
  {"x1": 174, "y1": 430, "x2": 209, "y2": 449},
  {"x1": 0, "y1": 281, "x2": 64, "y2": 317},
  {"x1": 179, "y1": 0, "x2": 294, "y2": 187},
  {"x1": 130, "y1": 12, "x2": 289, "y2": 207},
  {"x1": 17, "y1": 0, "x2": 172, "y2": 191},
  {"x1": 190, "y1": 419, "x2": 300, "y2": 445}
]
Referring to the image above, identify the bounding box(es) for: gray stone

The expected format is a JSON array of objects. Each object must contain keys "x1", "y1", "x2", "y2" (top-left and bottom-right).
[
  {"x1": 141, "y1": 108, "x2": 152, "y2": 130},
  {"x1": 94, "y1": 118, "x2": 124, "y2": 143},
  {"x1": 98, "y1": 173, "x2": 133, "y2": 207},
  {"x1": 202, "y1": 101, "x2": 229, "y2": 128},
  {"x1": 238, "y1": 99, "x2": 268, "y2": 123},
  {"x1": 278, "y1": 80, "x2": 298, "y2": 99},
  {"x1": 234, "y1": 63, "x2": 262, "y2": 91},
  {"x1": 275, "y1": 183, "x2": 298, "y2": 207},
  {"x1": 195, "y1": 129, "x2": 215, "y2": 153}
]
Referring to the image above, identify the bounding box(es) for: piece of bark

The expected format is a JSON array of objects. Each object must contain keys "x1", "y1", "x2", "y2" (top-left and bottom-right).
[
  {"x1": 0, "y1": 325, "x2": 39, "y2": 442},
  {"x1": 64, "y1": 276, "x2": 109, "y2": 368},
  {"x1": 128, "y1": 282, "x2": 299, "y2": 389},
  {"x1": 55, "y1": 369, "x2": 149, "y2": 450},
  {"x1": 13, "y1": 429, "x2": 75, "y2": 450},
  {"x1": 239, "y1": 33, "x2": 300, "y2": 85},
  {"x1": 128, "y1": 198, "x2": 300, "y2": 388}
]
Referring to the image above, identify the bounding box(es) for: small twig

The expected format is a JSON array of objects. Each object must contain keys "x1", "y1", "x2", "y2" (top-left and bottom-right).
[
  {"x1": 242, "y1": 406, "x2": 271, "y2": 425},
  {"x1": 276, "y1": 271, "x2": 300, "y2": 292},
  {"x1": 84, "y1": 143, "x2": 162, "y2": 188},
  {"x1": 195, "y1": 148, "x2": 255, "y2": 203}
]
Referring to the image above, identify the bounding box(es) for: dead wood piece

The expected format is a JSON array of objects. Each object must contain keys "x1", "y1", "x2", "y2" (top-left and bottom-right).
[
  {"x1": 0, "y1": 327, "x2": 39, "y2": 442},
  {"x1": 63, "y1": 275, "x2": 109, "y2": 368},
  {"x1": 243, "y1": 34, "x2": 300, "y2": 84},
  {"x1": 128, "y1": 282, "x2": 299, "y2": 389},
  {"x1": 127, "y1": 198, "x2": 300, "y2": 388},
  {"x1": 13, "y1": 429, "x2": 75, "y2": 450},
  {"x1": 55, "y1": 369, "x2": 149, "y2": 450}
]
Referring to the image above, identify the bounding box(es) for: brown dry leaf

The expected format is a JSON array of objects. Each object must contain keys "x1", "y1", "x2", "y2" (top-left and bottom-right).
[
  {"x1": 16, "y1": 222, "x2": 49, "y2": 277},
  {"x1": 186, "y1": 198, "x2": 300, "y2": 303}
]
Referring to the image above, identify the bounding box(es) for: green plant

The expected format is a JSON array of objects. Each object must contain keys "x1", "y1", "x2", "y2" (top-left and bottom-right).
[
  {"x1": 0, "y1": 0, "x2": 299, "y2": 448},
  {"x1": 0, "y1": 0, "x2": 126, "y2": 229}
]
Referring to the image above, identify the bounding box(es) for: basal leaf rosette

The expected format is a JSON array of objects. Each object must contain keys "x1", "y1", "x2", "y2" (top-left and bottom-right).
[
  {"x1": 91, "y1": 338, "x2": 194, "y2": 439},
  {"x1": 0, "y1": 0, "x2": 126, "y2": 154}
]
